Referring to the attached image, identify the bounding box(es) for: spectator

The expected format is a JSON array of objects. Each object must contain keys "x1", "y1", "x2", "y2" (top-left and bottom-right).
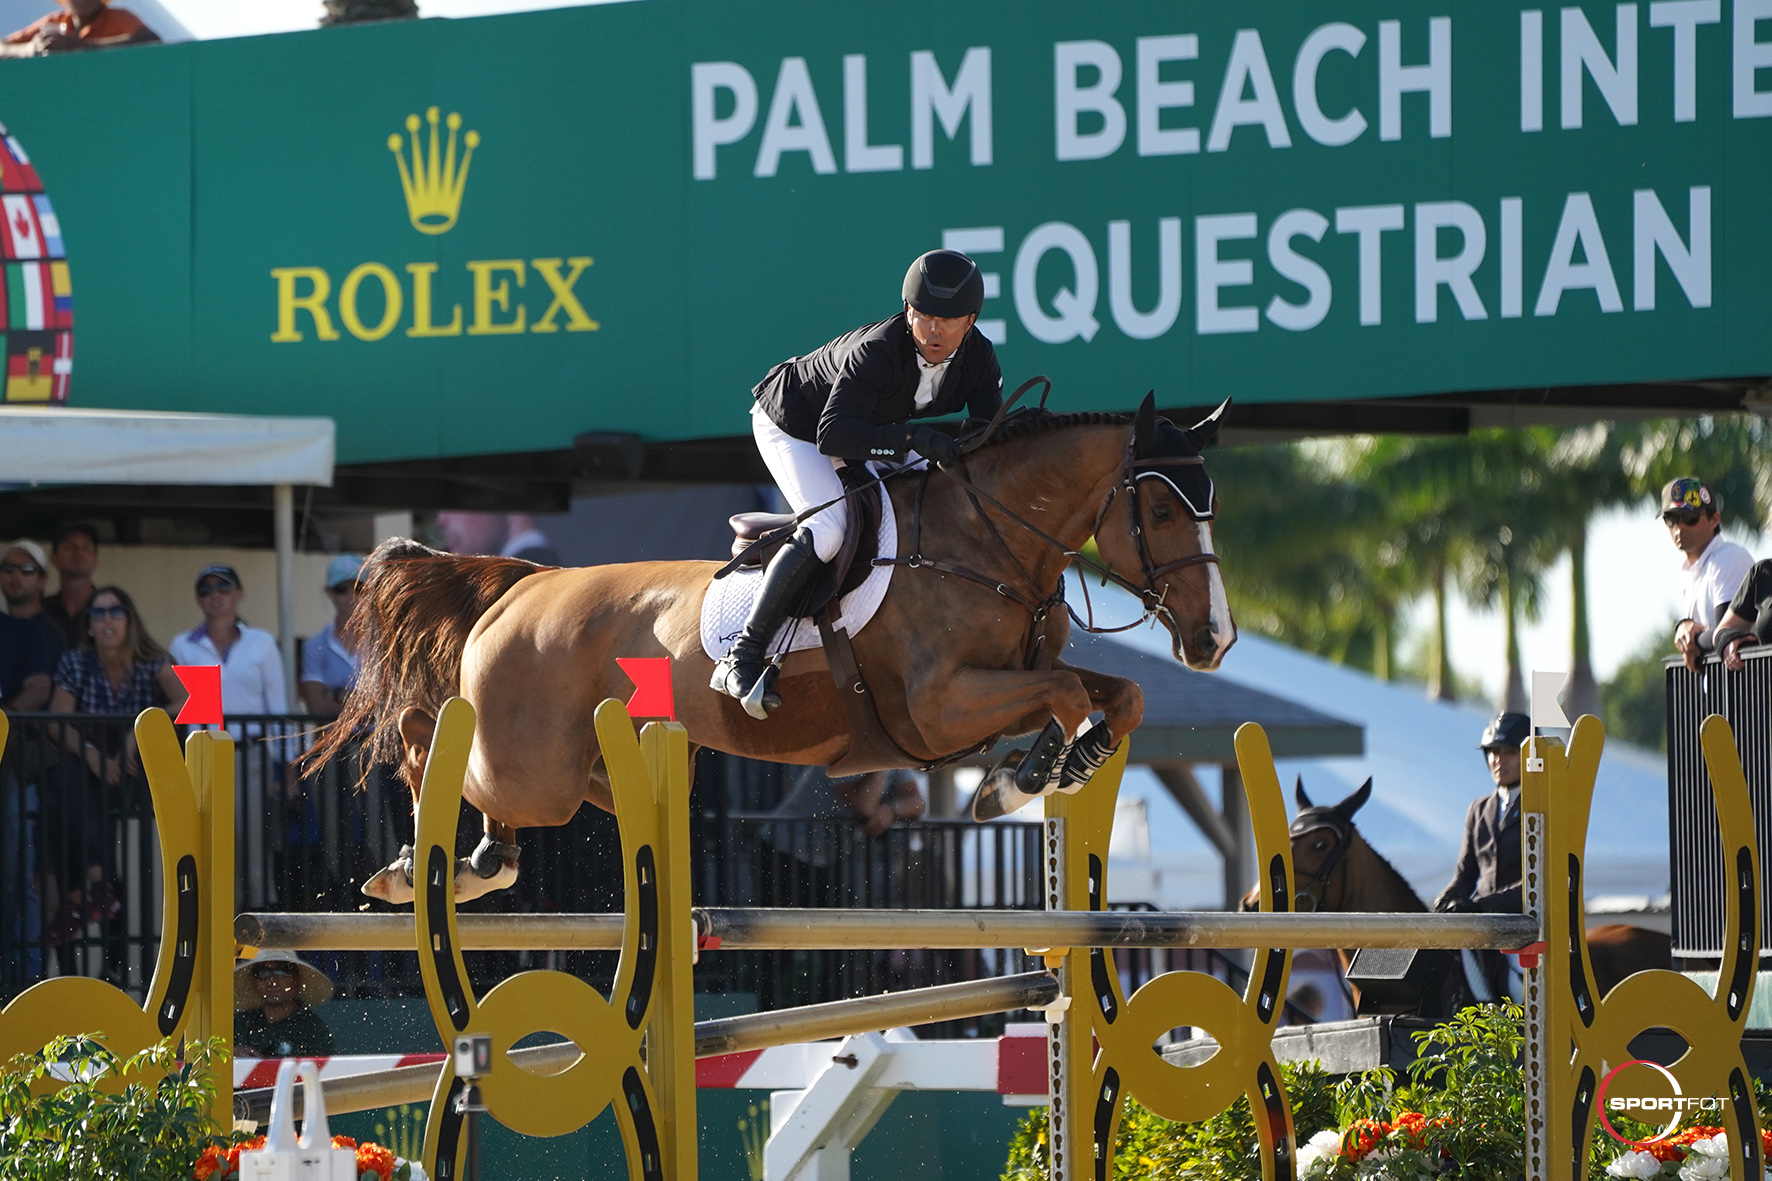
[
  {"x1": 0, "y1": 542, "x2": 49, "y2": 711},
  {"x1": 1714, "y1": 560, "x2": 1772, "y2": 670},
  {"x1": 1433, "y1": 711, "x2": 1528, "y2": 1001},
  {"x1": 233, "y1": 948, "x2": 336, "y2": 1059},
  {"x1": 46, "y1": 585, "x2": 183, "y2": 940},
  {"x1": 0, "y1": 0, "x2": 159, "y2": 57},
  {"x1": 299, "y1": 554, "x2": 362, "y2": 717},
  {"x1": 1663, "y1": 477, "x2": 1754, "y2": 671},
  {"x1": 40, "y1": 523, "x2": 99, "y2": 654},
  {"x1": 0, "y1": 607, "x2": 48, "y2": 712},
  {"x1": 500, "y1": 513, "x2": 560, "y2": 565},
  {"x1": 168, "y1": 564, "x2": 287, "y2": 715},
  {"x1": 2, "y1": 539, "x2": 66, "y2": 669},
  {"x1": 436, "y1": 511, "x2": 560, "y2": 565}
]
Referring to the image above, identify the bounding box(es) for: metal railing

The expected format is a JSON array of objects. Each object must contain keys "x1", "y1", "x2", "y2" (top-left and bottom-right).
[{"x1": 1666, "y1": 646, "x2": 1772, "y2": 959}]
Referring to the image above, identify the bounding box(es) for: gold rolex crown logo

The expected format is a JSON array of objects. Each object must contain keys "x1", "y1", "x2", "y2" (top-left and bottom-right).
[{"x1": 388, "y1": 106, "x2": 479, "y2": 235}]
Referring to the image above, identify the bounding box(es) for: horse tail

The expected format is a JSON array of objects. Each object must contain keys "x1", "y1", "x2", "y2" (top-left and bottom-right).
[{"x1": 304, "y1": 537, "x2": 545, "y2": 783}]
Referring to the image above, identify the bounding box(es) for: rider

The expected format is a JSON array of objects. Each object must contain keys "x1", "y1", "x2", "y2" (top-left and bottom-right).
[
  {"x1": 711, "y1": 249, "x2": 1004, "y2": 718},
  {"x1": 1433, "y1": 710, "x2": 1528, "y2": 999}
]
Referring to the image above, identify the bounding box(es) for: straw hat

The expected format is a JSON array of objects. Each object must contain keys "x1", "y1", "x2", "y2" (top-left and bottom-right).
[{"x1": 234, "y1": 948, "x2": 336, "y2": 1011}]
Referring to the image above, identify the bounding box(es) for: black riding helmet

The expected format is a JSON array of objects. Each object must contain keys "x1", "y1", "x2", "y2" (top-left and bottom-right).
[
  {"x1": 902, "y1": 249, "x2": 984, "y2": 318},
  {"x1": 1479, "y1": 712, "x2": 1531, "y2": 751}
]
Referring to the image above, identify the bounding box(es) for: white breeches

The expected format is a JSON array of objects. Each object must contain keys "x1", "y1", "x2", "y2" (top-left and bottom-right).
[{"x1": 753, "y1": 405, "x2": 848, "y2": 563}]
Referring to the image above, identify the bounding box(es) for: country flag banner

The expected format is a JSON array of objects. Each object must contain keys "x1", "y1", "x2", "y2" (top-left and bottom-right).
[
  {"x1": 0, "y1": 194, "x2": 42, "y2": 260},
  {"x1": 50, "y1": 330, "x2": 69, "y2": 401},
  {"x1": 8, "y1": 262, "x2": 47, "y2": 330},
  {"x1": 31, "y1": 195, "x2": 61, "y2": 258},
  {"x1": 6, "y1": 329, "x2": 55, "y2": 402},
  {"x1": 48, "y1": 260, "x2": 70, "y2": 328},
  {"x1": 3, "y1": 135, "x2": 41, "y2": 192}
]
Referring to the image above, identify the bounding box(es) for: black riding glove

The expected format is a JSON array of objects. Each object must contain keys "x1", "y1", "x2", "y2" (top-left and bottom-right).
[{"x1": 908, "y1": 426, "x2": 962, "y2": 466}]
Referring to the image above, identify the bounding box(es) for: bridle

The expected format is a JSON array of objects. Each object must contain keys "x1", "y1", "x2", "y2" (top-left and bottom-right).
[
  {"x1": 1289, "y1": 811, "x2": 1354, "y2": 913},
  {"x1": 878, "y1": 419, "x2": 1221, "y2": 657}
]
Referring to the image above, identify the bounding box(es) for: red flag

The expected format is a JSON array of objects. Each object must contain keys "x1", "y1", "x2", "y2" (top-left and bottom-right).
[
  {"x1": 173, "y1": 665, "x2": 222, "y2": 725},
  {"x1": 616, "y1": 657, "x2": 674, "y2": 720}
]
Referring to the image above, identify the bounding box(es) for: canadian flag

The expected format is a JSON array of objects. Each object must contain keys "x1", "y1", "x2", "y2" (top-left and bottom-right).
[{"x1": 1, "y1": 194, "x2": 42, "y2": 260}]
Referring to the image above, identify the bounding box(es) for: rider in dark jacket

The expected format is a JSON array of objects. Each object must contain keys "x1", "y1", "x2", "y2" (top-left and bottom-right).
[{"x1": 712, "y1": 249, "x2": 1004, "y2": 718}]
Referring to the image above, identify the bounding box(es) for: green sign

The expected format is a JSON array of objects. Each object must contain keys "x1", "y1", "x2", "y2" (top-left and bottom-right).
[{"x1": 0, "y1": 0, "x2": 1765, "y2": 464}]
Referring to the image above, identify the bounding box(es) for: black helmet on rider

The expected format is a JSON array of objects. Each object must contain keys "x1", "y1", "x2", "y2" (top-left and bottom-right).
[{"x1": 903, "y1": 249, "x2": 984, "y2": 318}]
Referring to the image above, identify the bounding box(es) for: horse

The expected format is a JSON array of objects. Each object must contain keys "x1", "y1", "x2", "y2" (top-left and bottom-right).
[
  {"x1": 1240, "y1": 777, "x2": 1672, "y2": 1016},
  {"x1": 309, "y1": 394, "x2": 1238, "y2": 903}
]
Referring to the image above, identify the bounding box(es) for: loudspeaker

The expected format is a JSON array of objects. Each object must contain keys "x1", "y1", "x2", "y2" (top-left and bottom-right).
[{"x1": 1346, "y1": 946, "x2": 1455, "y2": 1015}]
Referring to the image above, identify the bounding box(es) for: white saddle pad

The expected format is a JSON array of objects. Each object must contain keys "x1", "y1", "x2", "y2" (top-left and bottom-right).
[{"x1": 700, "y1": 482, "x2": 897, "y2": 661}]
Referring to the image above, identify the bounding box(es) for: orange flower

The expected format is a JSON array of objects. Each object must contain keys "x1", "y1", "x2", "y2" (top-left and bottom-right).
[
  {"x1": 192, "y1": 1145, "x2": 224, "y2": 1180},
  {"x1": 356, "y1": 1142, "x2": 398, "y2": 1181},
  {"x1": 331, "y1": 1135, "x2": 357, "y2": 1149},
  {"x1": 1390, "y1": 1111, "x2": 1430, "y2": 1148},
  {"x1": 1341, "y1": 1119, "x2": 1387, "y2": 1162},
  {"x1": 1670, "y1": 1125, "x2": 1725, "y2": 1146},
  {"x1": 224, "y1": 1135, "x2": 266, "y2": 1171},
  {"x1": 1760, "y1": 1127, "x2": 1772, "y2": 1157},
  {"x1": 1645, "y1": 1140, "x2": 1685, "y2": 1161}
]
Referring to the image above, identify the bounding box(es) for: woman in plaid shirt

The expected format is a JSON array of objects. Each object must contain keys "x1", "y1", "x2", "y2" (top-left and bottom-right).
[{"x1": 45, "y1": 585, "x2": 184, "y2": 939}]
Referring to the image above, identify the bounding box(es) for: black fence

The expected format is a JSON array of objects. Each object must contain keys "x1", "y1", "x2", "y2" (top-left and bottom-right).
[
  {"x1": 1666, "y1": 647, "x2": 1772, "y2": 960},
  {"x1": 0, "y1": 714, "x2": 1054, "y2": 1037}
]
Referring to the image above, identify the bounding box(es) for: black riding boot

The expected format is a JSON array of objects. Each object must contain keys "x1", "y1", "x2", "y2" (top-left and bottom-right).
[{"x1": 711, "y1": 528, "x2": 826, "y2": 719}]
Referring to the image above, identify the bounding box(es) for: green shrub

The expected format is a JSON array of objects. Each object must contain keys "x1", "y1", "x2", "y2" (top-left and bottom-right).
[
  {"x1": 0, "y1": 1033, "x2": 235, "y2": 1181},
  {"x1": 1002, "y1": 1060, "x2": 1337, "y2": 1180}
]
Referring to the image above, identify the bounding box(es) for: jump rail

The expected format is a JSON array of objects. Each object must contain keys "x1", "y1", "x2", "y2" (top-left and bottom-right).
[
  {"x1": 235, "y1": 968, "x2": 1061, "y2": 1123},
  {"x1": 237, "y1": 908, "x2": 1539, "y2": 953}
]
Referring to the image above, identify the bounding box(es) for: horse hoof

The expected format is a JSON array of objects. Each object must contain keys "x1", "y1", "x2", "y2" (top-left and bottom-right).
[
  {"x1": 361, "y1": 862, "x2": 415, "y2": 906},
  {"x1": 452, "y1": 856, "x2": 519, "y2": 902},
  {"x1": 972, "y1": 771, "x2": 1041, "y2": 821}
]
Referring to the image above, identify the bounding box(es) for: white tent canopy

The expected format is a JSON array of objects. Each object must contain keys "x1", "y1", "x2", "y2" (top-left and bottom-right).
[
  {"x1": 0, "y1": 407, "x2": 333, "y2": 486},
  {"x1": 0, "y1": 407, "x2": 337, "y2": 702},
  {"x1": 1102, "y1": 627, "x2": 1668, "y2": 911}
]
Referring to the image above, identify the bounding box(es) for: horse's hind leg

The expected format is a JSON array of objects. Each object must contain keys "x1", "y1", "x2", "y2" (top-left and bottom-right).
[{"x1": 360, "y1": 706, "x2": 437, "y2": 905}]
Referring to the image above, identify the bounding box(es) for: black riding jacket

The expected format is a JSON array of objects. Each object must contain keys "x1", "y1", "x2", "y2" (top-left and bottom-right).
[{"x1": 752, "y1": 313, "x2": 1004, "y2": 461}]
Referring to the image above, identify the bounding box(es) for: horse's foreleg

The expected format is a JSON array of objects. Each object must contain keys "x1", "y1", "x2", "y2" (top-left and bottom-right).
[
  {"x1": 1048, "y1": 663, "x2": 1145, "y2": 792},
  {"x1": 909, "y1": 667, "x2": 1093, "y2": 821}
]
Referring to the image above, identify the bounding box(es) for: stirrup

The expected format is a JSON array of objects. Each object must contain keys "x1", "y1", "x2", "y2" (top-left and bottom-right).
[{"x1": 712, "y1": 655, "x2": 782, "y2": 720}]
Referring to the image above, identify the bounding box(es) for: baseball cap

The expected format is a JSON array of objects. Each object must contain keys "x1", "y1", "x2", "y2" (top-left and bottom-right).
[
  {"x1": 2, "y1": 539, "x2": 47, "y2": 569},
  {"x1": 195, "y1": 563, "x2": 241, "y2": 589},
  {"x1": 325, "y1": 553, "x2": 365, "y2": 589},
  {"x1": 1660, "y1": 477, "x2": 1714, "y2": 515}
]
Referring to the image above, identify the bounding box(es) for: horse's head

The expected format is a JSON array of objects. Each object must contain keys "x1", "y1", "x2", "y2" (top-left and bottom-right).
[
  {"x1": 1288, "y1": 775, "x2": 1371, "y2": 912},
  {"x1": 1093, "y1": 393, "x2": 1237, "y2": 670}
]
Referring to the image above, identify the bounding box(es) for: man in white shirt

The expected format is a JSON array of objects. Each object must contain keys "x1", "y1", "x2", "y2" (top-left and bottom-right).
[
  {"x1": 1664, "y1": 478, "x2": 1755, "y2": 671},
  {"x1": 168, "y1": 563, "x2": 287, "y2": 714}
]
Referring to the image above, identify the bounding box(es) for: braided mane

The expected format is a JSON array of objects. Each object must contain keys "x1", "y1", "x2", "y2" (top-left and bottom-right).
[{"x1": 971, "y1": 408, "x2": 1132, "y2": 450}]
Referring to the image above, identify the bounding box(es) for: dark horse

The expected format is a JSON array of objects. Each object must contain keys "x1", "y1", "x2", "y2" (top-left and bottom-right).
[
  {"x1": 310, "y1": 395, "x2": 1237, "y2": 902},
  {"x1": 1241, "y1": 777, "x2": 1672, "y2": 1017}
]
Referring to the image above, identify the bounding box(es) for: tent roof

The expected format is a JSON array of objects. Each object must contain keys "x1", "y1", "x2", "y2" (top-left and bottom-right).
[
  {"x1": 0, "y1": 408, "x2": 334, "y2": 487},
  {"x1": 1059, "y1": 631, "x2": 1364, "y2": 764}
]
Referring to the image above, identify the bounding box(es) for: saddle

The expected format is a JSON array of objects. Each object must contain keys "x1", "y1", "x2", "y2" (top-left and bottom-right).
[{"x1": 726, "y1": 471, "x2": 883, "y2": 619}]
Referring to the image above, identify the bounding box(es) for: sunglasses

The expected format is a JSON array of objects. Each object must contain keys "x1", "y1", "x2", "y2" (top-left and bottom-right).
[
  {"x1": 196, "y1": 580, "x2": 238, "y2": 596},
  {"x1": 87, "y1": 604, "x2": 127, "y2": 620},
  {"x1": 1663, "y1": 509, "x2": 1704, "y2": 527},
  {"x1": 0, "y1": 562, "x2": 41, "y2": 575},
  {"x1": 250, "y1": 963, "x2": 297, "y2": 980}
]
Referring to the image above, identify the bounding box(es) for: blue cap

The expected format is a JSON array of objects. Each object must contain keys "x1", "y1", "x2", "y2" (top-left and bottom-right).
[{"x1": 324, "y1": 553, "x2": 365, "y2": 588}]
